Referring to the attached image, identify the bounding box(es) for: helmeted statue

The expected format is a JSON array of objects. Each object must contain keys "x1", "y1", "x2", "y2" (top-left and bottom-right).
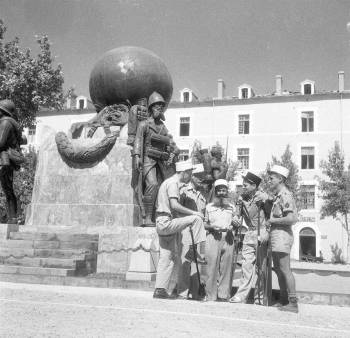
[
  {"x1": 0, "y1": 99, "x2": 25, "y2": 224},
  {"x1": 132, "y1": 91, "x2": 178, "y2": 226}
]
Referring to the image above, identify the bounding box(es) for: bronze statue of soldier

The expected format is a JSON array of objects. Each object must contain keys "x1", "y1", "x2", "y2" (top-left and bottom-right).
[
  {"x1": 132, "y1": 91, "x2": 178, "y2": 226},
  {"x1": 0, "y1": 100, "x2": 25, "y2": 224}
]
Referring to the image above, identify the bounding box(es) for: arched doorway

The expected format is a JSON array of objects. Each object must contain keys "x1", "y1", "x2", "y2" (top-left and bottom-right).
[{"x1": 299, "y1": 227, "x2": 316, "y2": 259}]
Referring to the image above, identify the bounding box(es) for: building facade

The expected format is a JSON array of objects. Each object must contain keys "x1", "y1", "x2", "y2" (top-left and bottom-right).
[{"x1": 27, "y1": 73, "x2": 350, "y2": 263}]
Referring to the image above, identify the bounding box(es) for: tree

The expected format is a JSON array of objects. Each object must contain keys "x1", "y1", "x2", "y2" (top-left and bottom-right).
[
  {"x1": 0, "y1": 19, "x2": 64, "y2": 127},
  {"x1": 260, "y1": 145, "x2": 301, "y2": 198},
  {"x1": 318, "y1": 142, "x2": 350, "y2": 263}
]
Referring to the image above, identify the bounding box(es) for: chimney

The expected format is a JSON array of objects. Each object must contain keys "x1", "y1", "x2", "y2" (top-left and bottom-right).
[
  {"x1": 275, "y1": 75, "x2": 282, "y2": 96},
  {"x1": 217, "y1": 79, "x2": 225, "y2": 100},
  {"x1": 338, "y1": 71, "x2": 345, "y2": 92}
]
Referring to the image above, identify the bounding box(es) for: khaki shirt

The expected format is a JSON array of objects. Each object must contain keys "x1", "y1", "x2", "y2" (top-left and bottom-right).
[
  {"x1": 205, "y1": 202, "x2": 236, "y2": 230},
  {"x1": 271, "y1": 186, "x2": 298, "y2": 225},
  {"x1": 179, "y1": 182, "x2": 206, "y2": 215},
  {"x1": 156, "y1": 174, "x2": 180, "y2": 215},
  {"x1": 239, "y1": 195, "x2": 266, "y2": 230}
]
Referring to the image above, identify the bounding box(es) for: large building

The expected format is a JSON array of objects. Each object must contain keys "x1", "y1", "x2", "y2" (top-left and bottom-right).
[{"x1": 27, "y1": 72, "x2": 350, "y2": 263}]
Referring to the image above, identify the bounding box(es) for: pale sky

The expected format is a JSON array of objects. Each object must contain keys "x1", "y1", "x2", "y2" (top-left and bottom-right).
[{"x1": 1, "y1": 0, "x2": 350, "y2": 100}]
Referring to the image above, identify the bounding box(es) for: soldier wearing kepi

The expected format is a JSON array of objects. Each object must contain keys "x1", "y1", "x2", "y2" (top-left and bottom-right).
[
  {"x1": 133, "y1": 91, "x2": 178, "y2": 226},
  {"x1": 153, "y1": 161, "x2": 207, "y2": 299},
  {"x1": 265, "y1": 165, "x2": 299, "y2": 313},
  {"x1": 205, "y1": 179, "x2": 238, "y2": 301},
  {"x1": 0, "y1": 100, "x2": 25, "y2": 224},
  {"x1": 229, "y1": 172, "x2": 269, "y2": 304}
]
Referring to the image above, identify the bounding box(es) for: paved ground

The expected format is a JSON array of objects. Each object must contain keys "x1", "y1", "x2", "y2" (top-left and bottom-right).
[{"x1": 0, "y1": 282, "x2": 349, "y2": 338}]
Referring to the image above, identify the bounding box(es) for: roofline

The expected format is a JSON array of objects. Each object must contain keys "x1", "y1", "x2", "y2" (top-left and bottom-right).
[
  {"x1": 168, "y1": 92, "x2": 350, "y2": 108},
  {"x1": 37, "y1": 92, "x2": 350, "y2": 116}
]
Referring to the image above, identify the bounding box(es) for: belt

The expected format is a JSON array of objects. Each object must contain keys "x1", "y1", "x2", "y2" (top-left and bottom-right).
[{"x1": 156, "y1": 212, "x2": 172, "y2": 218}]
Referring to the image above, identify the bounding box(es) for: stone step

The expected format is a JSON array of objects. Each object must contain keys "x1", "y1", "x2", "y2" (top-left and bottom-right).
[
  {"x1": 9, "y1": 232, "x2": 99, "y2": 242},
  {"x1": 0, "y1": 265, "x2": 75, "y2": 276},
  {"x1": 0, "y1": 239, "x2": 98, "y2": 250},
  {"x1": 0, "y1": 247, "x2": 94, "y2": 259},
  {"x1": 0, "y1": 256, "x2": 83, "y2": 269}
]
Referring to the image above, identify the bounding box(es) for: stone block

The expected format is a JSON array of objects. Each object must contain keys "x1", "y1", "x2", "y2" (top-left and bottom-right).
[{"x1": 0, "y1": 223, "x2": 19, "y2": 240}]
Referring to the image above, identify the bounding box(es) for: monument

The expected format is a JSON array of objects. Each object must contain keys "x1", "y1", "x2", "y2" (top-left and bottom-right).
[{"x1": 25, "y1": 46, "x2": 178, "y2": 279}]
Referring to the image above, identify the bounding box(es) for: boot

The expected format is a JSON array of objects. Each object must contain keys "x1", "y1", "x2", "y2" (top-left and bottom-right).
[{"x1": 279, "y1": 296, "x2": 298, "y2": 313}]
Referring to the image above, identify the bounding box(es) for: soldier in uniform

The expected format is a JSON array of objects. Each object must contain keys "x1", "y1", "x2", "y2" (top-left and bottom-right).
[
  {"x1": 205, "y1": 179, "x2": 238, "y2": 301},
  {"x1": 153, "y1": 161, "x2": 207, "y2": 299},
  {"x1": 176, "y1": 163, "x2": 207, "y2": 300},
  {"x1": 265, "y1": 165, "x2": 299, "y2": 313},
  {"x1": 0, "y1": 100, "x2": 25, "y2": 224},
  {"x1": 229, "y1": 172, "x2": 269, "y2": 304},
  {"x1": 133, "y1": 91, "x2": 178, "y2": 226}
]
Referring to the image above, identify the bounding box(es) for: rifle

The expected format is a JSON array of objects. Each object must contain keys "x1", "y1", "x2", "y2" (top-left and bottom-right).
[{"x1": 136, "y1": 98, "x2": 147, "y2": 223}]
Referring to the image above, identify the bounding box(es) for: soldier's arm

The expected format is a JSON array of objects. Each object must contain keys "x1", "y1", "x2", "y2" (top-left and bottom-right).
[
  {"x1": 0, "y1": 120, "x2": 12, "y2": 149},
  {"x1": 170, "y1": 198, "x2": 203, "y2": 218}
]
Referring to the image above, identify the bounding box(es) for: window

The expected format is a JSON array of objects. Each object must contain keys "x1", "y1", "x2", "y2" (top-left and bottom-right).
[
  {"x1": 301, "y1": 111, "x2": 314, "y2": 132},
  {"x1": 238, "y1": 114, "x2": 250, "y2": 134},
  {"x1": 304, "y1": 84, "x2": 312, "y2": 95},
  {"x1": 179, "y1": 117, "x2": 190, "y2": 136},
  {"x1": 79, "y1": 99, "x2": 85, "y2": 109},
  {"x1": 300, "y1": 185, "x2": 315, "y2": 209},
  {"x1": 241, "y1": 88, "x2": 248, "y2": 99},
  {"x1": 179, "y1": 149, "x2": 189, "y2": 161},
  {"x1": 301, "y1": 147, "x2": 315, "y2": 169},
  {"x1": 237, "y1": 148, "x2": 249, "y2": 169},
  {"x1": 183, "y1": 92, "x2": 190, "y2": 103},
  {"x1": 28, "y1": 125, "x2": 36, "y2": 144}
]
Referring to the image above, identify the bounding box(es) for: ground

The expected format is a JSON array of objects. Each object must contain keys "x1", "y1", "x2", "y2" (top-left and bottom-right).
[{"x1": 0, "y1": 282, "x2": 349, "y2": 338}]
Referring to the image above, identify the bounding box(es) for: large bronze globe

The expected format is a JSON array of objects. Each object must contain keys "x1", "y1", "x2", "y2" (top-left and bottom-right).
[{"x1": 89, "y1": 46, "x2": 173, "y2": 109}]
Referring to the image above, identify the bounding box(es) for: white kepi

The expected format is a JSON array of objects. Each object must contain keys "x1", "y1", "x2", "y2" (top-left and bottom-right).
[
  {"x1": 269, "y1": 165, "x2": 289, "y2": 179},
  {"x1": 175, "y1": 160, "x2": 195, "y2": 172}
]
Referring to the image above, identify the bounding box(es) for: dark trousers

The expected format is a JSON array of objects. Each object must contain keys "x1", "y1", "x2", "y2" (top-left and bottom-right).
[{"x1": 0, "y1": 166, "x2": 17, "y2": 221}]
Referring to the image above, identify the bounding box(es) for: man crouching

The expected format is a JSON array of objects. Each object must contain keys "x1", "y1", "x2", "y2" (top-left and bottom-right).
[
  {"x1": 153, "y1": 161, "x2": 207, "y2": 299},
  {"x1": 205, "y1": 179, "x2": 238, "y2": 301}
]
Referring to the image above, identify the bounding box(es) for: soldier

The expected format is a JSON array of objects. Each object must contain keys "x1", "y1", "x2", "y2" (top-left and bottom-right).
[
  {"x1": 133, "y1": 92, "x2": 178, "y2": 226},
  {"x1": 153, "y1": 161, "x2": 207, "y2": 299},
  {"x1": 229, "y1": 172, "x2": 269, "y2": 304},
  {"x1": 177, "y1": 163, "x2": 207, "y2": 300},
  {"x1": 205, "y1": 179, "x2": 237, "y2": 301},
  {"x1": 265, "y1": 165, "x2": 299, "y2": 313},
  {"x1": 0, "y1": 100, "x2": 25, "y2": 224}
]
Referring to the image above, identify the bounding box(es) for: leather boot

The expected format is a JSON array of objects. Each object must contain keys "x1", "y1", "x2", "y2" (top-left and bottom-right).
[{"x1": 279, "y1": 296, "x2": 299, "y2": 313}]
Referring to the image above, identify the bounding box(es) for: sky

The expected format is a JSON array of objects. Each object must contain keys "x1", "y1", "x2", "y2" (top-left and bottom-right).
[{"x1": 1, "y1": 0, "x2": 350, "y2": 100}]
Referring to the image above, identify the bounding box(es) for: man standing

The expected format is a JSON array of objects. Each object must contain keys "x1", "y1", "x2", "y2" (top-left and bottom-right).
[
  {"x1": 133, "y1": 91, "x2": 178, "y2": 226},
  {"x1": 0, "y1": 100, "x2": 24, "y2": 224},
  {"x1": 266, "y1": 165, "x2": 299, "y2": 313},
  {"x1": 205, "y1": 179, "x2": 237, "y2": 301},
  {"x1": 153, "y1": 161, "x2": 207, "y2": 299},
  {"x1": 229, "y1": 172, "x2": 269, "y2": 304}
]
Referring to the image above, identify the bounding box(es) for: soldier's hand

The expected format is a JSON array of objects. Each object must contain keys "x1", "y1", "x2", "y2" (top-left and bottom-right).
[
  {"x1": 259, "y1": 230, "x2": 269, "y2": 244},
  {"x1": 192, "y1": 211, "x2": 204, "y2": 220},
  {"x1": 255, "y1": 191, "x2": 268, "y2": 203}
]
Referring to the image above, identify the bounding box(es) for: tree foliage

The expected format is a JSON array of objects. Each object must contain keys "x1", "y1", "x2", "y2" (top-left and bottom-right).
[
  {"x1": 318, "y1": 142, "x2": 350, "y2": 263},
  {"x1": 260, "y1": 144, "x2": 301, "y2": 197},
  {"x1": 0, "y1": 19, "x2": 64, "y2": 127}
]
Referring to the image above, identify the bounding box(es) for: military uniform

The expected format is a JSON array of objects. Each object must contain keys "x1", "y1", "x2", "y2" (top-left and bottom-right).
[
  {"x1": 0, "y1": 100, "x2": 24, "y2": 223},
  {"x1": 133, "y1": 117, "x2": 172, "y2": 222},
  {"x1": 154, "y1": 172, "x2": 206, "y2": 294},
  {"x1": 232, "y1": 194, "x2": 268, "y2": 303},
  {"x1": 205, "y1": 201, "x2": 236, "y2": 301},
  {"x1": 270, "y1": 186, "x2": 297, "y2": 254},
  {"x1": 175, "y1": 182, "x2": 207, "y2": 298}
]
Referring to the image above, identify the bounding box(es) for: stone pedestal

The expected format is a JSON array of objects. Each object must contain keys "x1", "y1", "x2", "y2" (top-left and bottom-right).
[
  {"x1": 25, "y1": 125, "x2": 159, "y2": 275},
  {"x1": 0, "y1": 223, "x2": 19, "y2": 240}
]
